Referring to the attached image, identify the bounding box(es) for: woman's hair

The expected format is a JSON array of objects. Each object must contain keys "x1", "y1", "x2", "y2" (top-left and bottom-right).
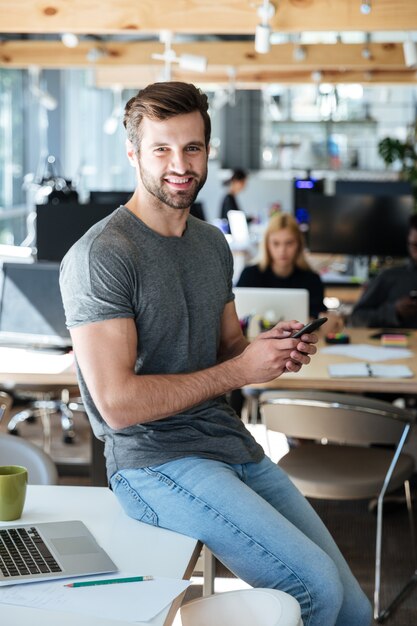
[
  {"x1": 259, "y1": 213, "x2": 312, "y2": 272},
  {"x1": 123, "y1": 81, "x2": 211, "y2": 153},
  {"x1": 223, "y1": 168, "x2": 248, "y2": 186}
]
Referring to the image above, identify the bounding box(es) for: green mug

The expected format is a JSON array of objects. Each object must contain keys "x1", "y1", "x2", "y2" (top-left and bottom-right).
[{"x1": 0, "y1": 465, "x2": 28, "y2": 521}]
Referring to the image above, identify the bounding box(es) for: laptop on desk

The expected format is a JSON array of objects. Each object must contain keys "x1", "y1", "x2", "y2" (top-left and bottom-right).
[
  {"x1": 0, "y1": 520, "x2": 117, "y2": 586},
  {"x1": 233, "y1": 287, "x2": 309, "y2": 324},
  {"x1": 0, "y1": 262, "x2": 72, "y2": 350}
]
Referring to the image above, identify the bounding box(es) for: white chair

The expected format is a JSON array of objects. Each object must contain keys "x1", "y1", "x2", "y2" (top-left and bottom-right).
[
  {"x1": 0, "y1": 391, "x2": 12, "y2": 424},
  {"x1": 0, "y1": 432, "x2": 58, "y2": 484},
  {"x1": 260, "y1": 390, "x2": 417, "y2": 623},
  {"x1": 180, "y1": 588, "x2": 303, "y2": 626}
]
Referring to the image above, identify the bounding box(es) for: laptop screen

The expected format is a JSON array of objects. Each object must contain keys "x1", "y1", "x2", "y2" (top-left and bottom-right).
[
  {"x1": 0, "y1": 262, "x2": 71, "y2": 348},
  {"x1": 233, "y1": 287, "x2": 309, "y2": 325}
]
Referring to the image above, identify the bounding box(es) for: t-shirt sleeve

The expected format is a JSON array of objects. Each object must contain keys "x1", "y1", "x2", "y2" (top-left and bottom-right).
[{"x1": 60, "y1": 237, "x2": 135, "y2": 329}]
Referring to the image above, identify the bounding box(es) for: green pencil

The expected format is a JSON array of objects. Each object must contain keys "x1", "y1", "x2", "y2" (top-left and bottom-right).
[{"x1": 64, "y1": 575, "x2": 153, "y2": 588}]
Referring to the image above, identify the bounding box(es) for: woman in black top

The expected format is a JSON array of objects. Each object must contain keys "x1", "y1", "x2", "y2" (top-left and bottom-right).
[
  {"x1": 237, "y1": 212, "x2": 341, "y2": 327},
  {"x1": 220, "y1": 169, "x2": 248, "y2": 228}
]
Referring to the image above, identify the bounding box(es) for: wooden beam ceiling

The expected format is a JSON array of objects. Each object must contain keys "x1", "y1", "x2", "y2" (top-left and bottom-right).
[
  {"x1": 0, "y1": 1, "x2": 416, "y2": 86},
  {"x1": 1, "y1": 40, "x2": 415, "y2": 86},
  {"x1": 0, "y1": 0, "x2": 416, "y2": 34}
]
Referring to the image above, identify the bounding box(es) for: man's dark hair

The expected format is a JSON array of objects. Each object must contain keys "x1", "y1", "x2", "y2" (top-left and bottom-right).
[{"x1": 123, "y1": 82, "x2": 211, "y2": 152}]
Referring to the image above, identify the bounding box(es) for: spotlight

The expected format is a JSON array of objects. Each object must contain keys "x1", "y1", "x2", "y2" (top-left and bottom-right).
[
  {"x1": 360, "y1": 1, "x2": 371, "y2": 14},
  {"x1": 255, "y1": 23, "x2": 271, "y2": 54},
  {"x1": 178, "y1": 54, "x2": 207, "y2": 73},
  {"x1": 293, "y1": 45, "x2": 307, "y2": 62},
  {"x1": 403, "y1": 40, "x2": 417, "y2": 68},
  {"x1": 254, "y1": 1, "x2": 276, "y2": 55},
  {"x1": 61, "y1": 33, "x2": 79, "y2": 48}
]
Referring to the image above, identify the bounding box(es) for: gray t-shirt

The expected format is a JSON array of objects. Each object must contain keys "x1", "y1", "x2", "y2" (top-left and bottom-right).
[{"x1": 60, "y1": 207, "x2": 263, "y2": 480}]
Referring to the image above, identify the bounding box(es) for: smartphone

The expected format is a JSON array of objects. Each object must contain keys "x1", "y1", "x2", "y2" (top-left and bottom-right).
[{"x1": 292, "y1": 317, "x2": 328, "y2": 338}]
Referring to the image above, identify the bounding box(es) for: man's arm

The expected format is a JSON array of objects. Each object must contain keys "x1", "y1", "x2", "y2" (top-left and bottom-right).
[
  {"x1": 70, "y1": 302, "x2": 316, "y2": 430},
  {"x1": 350, "y1": 273, "x2": 399, "y2": 328}
]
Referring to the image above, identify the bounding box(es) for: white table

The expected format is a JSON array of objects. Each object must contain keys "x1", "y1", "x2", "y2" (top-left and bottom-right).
[{"x1": 0, "y1": 485, "x2": 200, "y2": 626}]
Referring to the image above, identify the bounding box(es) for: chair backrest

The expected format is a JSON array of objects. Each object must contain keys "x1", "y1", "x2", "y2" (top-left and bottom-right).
[
  {"x1": 180, "y1": 588, "x2": 302, "y2": 626},
  {"x1": 0, "y1": 433, "x2": 58, "y2": 484},
  {"x1": 260, "y1": 390, "x2": 414, "y2": 446},
  {"x1": 0, "y1": 391, "x2": 12, "y2": 425}
]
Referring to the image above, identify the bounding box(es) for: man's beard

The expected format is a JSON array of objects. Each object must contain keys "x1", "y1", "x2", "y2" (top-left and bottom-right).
[{"x1": 138, "y1": 159, "x2": 207, "y2": 210}]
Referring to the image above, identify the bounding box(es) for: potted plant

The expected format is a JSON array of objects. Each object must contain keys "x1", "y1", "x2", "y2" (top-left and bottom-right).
[{"x1": 378, "y1": 126, "x2": 417, "y2": 210}]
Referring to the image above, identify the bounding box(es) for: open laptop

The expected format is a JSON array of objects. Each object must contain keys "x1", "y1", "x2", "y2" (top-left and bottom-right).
[
  {"x1": 233, "y1": 287, "x2": 309, "y2": 324},
  {"x1": 0, "y1": 520, "x2": 117, "y2": 586},
  {"x1": 0, "y1": 262, "x2": 72, "y2": 350}
]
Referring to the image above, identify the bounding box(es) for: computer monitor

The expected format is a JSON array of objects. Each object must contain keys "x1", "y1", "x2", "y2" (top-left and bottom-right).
[
  {"x1": 308, "y1": 194, "x2": 414, "y2": 256},
  {"x1": 335, "y1": 180, "x2": 412, "y2": 197},
  {"x1": 0, "y1": 262, "x2": 71, "y2": 348},
  {"x1": 233, "y1": 287, "x2": 309, "y2": 324},
  {"x1": 36, "y1": 202, "x2": 116, "y2": 262},
  {"x1": 89, "y1": 190, "x2": 132, "y2": 205}
]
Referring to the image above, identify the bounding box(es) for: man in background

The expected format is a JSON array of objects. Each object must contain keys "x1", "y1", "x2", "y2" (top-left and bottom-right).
[{"x1": 351, "y1": 214, "x2": 417, "y2": 328}]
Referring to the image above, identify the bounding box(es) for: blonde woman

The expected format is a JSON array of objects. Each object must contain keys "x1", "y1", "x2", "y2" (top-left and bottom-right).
[{"x1": 237, "y1": 212, "x2": 332, "y2": 323}]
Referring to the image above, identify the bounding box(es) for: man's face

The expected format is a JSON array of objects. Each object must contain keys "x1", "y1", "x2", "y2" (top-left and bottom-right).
[
  {"x1": 133, "y1": 111, "x2": 208, "y2": 210},
  {"x1": 408, "y1": 227, "x2": 417, "y2": 264}
]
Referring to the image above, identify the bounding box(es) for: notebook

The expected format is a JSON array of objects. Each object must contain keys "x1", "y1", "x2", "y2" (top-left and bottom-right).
[
  {"x1": 0, "y1": 520, "x2": 117, "y2": 586},
  {"x1": 233, "y1": 287, "x2": 309, "y2": 324}
]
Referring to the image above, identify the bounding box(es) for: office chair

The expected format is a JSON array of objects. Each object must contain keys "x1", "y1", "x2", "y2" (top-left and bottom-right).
[
  {"x1": 260, "y1": 390, "x2": 417, "y2": 623},
  {"x1": 180, "y1": 588, "x2": 303, "y2": 626},
  {"x1": 0, "y1": 432, "x2": 58, "y2": 484}
]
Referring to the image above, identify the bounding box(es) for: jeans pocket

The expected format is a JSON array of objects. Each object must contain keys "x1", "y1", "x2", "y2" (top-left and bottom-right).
[{"x1": 111, "y1": 471, "x2": 158, "y2": 526}]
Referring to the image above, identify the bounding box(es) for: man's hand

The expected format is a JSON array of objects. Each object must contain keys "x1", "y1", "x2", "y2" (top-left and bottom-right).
[
  {"x1": 395, "y1": 296, "x2": 417, "y2": 322},
  {"x1": 234, "y1": 320, "x2": 318, "y2": 385}
]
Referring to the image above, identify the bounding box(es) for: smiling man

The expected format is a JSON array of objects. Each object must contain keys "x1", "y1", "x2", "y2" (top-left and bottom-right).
[{"x1": 60, "y1": 82, "x2": 371, "y2": 626}]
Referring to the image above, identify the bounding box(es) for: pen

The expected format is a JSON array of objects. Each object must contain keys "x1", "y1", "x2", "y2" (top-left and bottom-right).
[{"x1": 64, "y1": 575, "x2": 153, "y2": 588}]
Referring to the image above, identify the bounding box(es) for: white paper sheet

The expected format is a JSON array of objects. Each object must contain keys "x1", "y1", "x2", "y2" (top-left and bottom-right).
[
  {"x1": 321, "y1": 344, "x2": 413, "y2": 362},
  {"x1": 0, "y1": 572, "x2": 190, "y2": 622},
  {"x1": 328, "y1": 363, "x2": 414, "y2": 378}
]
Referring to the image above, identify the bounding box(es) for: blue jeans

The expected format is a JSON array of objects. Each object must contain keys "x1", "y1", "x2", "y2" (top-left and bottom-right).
[{"x1": 110, "y1": 456, "x2": 372, "y2": 626}]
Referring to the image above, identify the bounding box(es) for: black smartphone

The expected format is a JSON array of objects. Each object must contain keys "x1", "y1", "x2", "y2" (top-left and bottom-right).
[{"x1": 292, "y1": 317, "x2": 328, "y2": 338}]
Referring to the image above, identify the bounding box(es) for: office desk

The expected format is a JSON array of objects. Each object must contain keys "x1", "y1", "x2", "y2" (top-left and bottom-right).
[
  {"x1": 0, "y1": 485, "x2": 200, "y2": 626},
  {"x1": 248, "y1": 328, "x2": 417, "y2": 395},
  {"x1": 243, "y1": 328, "x2": 417, "y2": 421}
]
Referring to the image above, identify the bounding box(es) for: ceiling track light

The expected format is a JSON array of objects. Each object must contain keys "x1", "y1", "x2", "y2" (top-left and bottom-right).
[
  {"x1": 255, "y1": 0, "x2": 276, "y2": 54},
  {"x1": 293, "y1": 45, "x2": 307, "y2": 62},
  {"x1": 152, "y1": 31, "x2": 207, "y2": 81},
  {"x1": 86, "y1": 45, "x2": 110, "y2": 63},
  {"x1": 61, "y1": 33, "x2": 79, "y2": 48},
  {"x1": 360, "y1": 0, "x2": 372, "y2": 15},
  {"x1": 403, "y1": 39, "x2": 417, "y2": 68},
  {"x1": 28, "y1": 66, "x2": 58, "y2": 111},
  {"x1": 361, "y1": 33, "x2": 372, "y2": 60}
]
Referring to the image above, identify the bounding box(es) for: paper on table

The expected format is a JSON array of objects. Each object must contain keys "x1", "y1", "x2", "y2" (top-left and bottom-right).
[
  {"x1": 328, "y1": 363, "x2": 414, "y2": 378},
  {"x1": 321, "y1": 344, "x2": 413, "y2": 362},
  {"x1": 0, "y1": 572, "x2": 190, "y2": 622}
]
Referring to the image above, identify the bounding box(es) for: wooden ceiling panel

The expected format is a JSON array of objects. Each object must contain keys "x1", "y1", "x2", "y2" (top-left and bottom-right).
[{"x1": 0, "y1": 0, "x2": 416, "y2": 34}]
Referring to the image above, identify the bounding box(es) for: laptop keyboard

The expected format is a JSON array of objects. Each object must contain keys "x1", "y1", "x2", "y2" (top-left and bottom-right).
[{"x1": 0, "y1": 527, "x2": 62, "y2": 578}]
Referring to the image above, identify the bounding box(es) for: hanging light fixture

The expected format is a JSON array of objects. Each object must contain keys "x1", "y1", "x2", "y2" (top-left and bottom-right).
[
  {"x1": 254, "y1": 0, "x2": 276, "y2": 54},
  {"x1": 152, "y1": 31, "x2": 207, "y2": 81},
  {"x1": 28, "y1": 66, "x2": 58, "y2": 111},
  {"x1": 360, "y1": 0, "x2": 372, "y2": 14},
  {"x1": 103, "y1": 86, "x2": 123, "y2": 135}
]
